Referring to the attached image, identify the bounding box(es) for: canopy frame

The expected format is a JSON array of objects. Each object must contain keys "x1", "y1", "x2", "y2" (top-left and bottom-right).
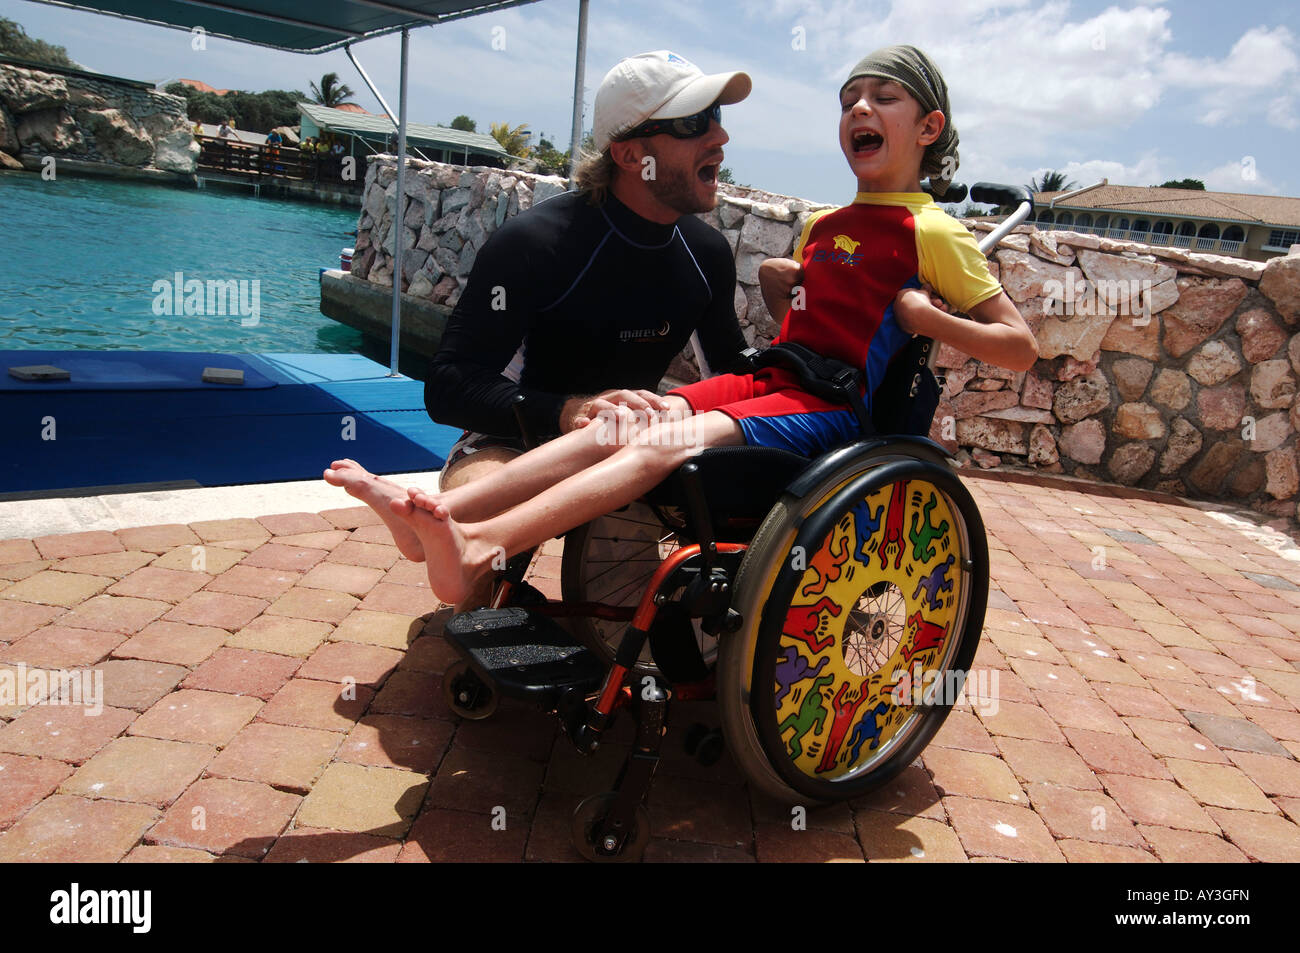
[{"x1": 24, "y1": 0, "x2": 588, "y2": 377}]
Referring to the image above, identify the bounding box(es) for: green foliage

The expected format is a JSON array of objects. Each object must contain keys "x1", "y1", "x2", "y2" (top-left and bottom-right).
[
  {"x1": 1025, "y1": 170, "x2": 1076, "y2": 195},
  {"x1": 1156, "y1": 178, "x2": 1205, "y2": 190},
  {"x1": 490, "y1": 121, "x2": 531, "y2": 157},
  {"x1": 0, "y1": 17, "x2": 78, "y2": 69},
  {"x1": 531, "y1": 133, "x2": 569, "y2": 175},
  {"x1": 309, "y1": 72, "x2": 355, "y2": 108},
  {"x1": 449, "y1": 114, "x2": 477, "y2": 132},
  {"x1": 718, "y1": 166, "x2": 735, "y2": 184},
  {"x1": 165, "y1": 82, "x2": 306, "y2": 134}
]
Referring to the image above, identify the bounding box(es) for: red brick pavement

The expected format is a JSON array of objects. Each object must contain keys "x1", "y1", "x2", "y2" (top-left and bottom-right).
[{"x1": 1, "y1": 475, "x2": 1299, "y2": 863}]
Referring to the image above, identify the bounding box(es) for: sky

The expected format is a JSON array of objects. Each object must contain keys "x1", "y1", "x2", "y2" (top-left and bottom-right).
[{"x1": 3, "y1": 0, "x2": 1296, "y2": 206}]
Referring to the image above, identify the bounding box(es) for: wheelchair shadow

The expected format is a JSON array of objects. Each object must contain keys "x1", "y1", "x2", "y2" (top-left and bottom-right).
[{"x1": 218, "y1": 608, "x2": 946, "y2": 863}]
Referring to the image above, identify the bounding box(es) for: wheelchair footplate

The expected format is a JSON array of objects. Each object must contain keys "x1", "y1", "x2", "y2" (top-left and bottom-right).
[{"x1": 443, "y1": 607, "x2": 605, "y2": 708}]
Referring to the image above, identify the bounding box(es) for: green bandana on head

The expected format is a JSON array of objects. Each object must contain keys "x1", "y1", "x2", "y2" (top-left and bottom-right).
[{"x1": 841, "y1": 45, "x2": 959, "y2": 197}]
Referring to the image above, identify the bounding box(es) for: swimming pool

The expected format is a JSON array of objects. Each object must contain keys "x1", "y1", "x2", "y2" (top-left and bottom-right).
[{"x1": 0, "y1": 173, "x2": 366, "y2": 353}]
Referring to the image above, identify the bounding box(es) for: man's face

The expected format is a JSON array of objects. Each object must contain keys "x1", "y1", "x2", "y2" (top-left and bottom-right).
[{"x1": 633, "y1": 110, "x2": 730, "y2": 216}]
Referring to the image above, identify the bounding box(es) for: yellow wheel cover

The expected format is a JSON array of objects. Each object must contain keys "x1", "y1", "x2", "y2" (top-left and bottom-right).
[{"x1": 772, "y1": 478, "x2": 963, "y2": 781}]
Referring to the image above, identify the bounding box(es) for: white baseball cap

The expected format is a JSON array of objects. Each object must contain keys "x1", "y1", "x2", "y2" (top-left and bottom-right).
[{"x1": 592, "y1": 50, "x2": 752, "y2": 151}]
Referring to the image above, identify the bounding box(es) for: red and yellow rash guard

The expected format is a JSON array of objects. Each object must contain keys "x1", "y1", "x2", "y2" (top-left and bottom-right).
[
  {"x1": 788, "y1": 192, "x2": 1002, "y2": 408},
  {"x1": 672, "y1": 192, "x2": 1002, "y2": 456}
]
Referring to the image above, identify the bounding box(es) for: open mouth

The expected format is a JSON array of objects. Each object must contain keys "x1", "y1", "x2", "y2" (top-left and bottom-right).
[
  {"x1": 851, "y1": 129, "x2": 883, "y2": 156},
  {"x1": 697, "y1": 162, "x2": 720, "y2": 185}
]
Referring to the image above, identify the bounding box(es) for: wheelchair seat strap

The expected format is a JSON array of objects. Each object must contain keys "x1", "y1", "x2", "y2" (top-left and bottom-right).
[{"x1": 753, "y1": 342, "x2": 875, "y2": 437}]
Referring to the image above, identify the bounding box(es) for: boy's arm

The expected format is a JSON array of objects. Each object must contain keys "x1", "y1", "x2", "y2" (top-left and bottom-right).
[
  {"x1": 758, "y1": 257, "x2": 802, "y2": 328},
  {"x1": 896, "y1": 287, "x2": 1038, "y2": 372}
]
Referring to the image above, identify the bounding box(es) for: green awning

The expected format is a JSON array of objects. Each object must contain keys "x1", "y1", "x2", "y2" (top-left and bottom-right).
[
  {"x1": 298, "y1": 101, "x2": 507, "y2": 157},
  {"x1": 26, "y1": 0, "x2": 542, "y2": 53}
]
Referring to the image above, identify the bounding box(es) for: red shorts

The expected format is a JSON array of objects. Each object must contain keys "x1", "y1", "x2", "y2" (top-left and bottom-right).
[{"x1": 668, "y1": 368, "x2": 860, "y2": 457}]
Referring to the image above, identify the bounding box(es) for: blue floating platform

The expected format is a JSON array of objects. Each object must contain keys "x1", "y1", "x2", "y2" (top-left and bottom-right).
[{"x1": 0, "y1": 351, "x2": 459, "y2": 495}]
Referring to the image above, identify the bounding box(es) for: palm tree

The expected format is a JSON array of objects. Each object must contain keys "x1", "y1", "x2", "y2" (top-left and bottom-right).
[
  {"x1": 310, "y1": 72, "x2": 355, "y2": 109},
  {"x1": 490, "y1": 121, "x2": 532, "y2": 158},
  {"x1": 1026, "y1": 170, "x2": 1076, "y2": 196}
]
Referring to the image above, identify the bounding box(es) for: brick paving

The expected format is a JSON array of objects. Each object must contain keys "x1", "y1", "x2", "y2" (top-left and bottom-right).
[{"x1": 1, "y1": 473, "x2": 1299, "y2": 863}]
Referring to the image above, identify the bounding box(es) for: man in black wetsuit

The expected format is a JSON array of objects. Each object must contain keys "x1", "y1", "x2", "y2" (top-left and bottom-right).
[{"x1": 424, "y1": 50, "x2": 751, "y2": 500}]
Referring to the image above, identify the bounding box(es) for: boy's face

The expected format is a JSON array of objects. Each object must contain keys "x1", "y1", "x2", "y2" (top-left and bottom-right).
[{"x1": 839, "y1": 77, "x2": 944, "y2": 193}]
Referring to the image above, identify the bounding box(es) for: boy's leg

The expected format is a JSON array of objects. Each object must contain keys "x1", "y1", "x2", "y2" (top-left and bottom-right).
[
  {"x1": 411, "y1": 398, "x2": 687, "y2": 524},
  {"x1": 322, "y1": 460, "x2": 426, "y2": 562},
  {"x1": 436, "y1": 445, "x2": 520, "y2": 611},
  {"x1": 390, "y1": 410, "x2": 744, "y2": 605}
]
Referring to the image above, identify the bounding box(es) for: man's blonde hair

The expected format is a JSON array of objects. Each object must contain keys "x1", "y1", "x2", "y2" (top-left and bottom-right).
[{"x1": 571, "y1": 146, "x2": 617, "y2": 204}]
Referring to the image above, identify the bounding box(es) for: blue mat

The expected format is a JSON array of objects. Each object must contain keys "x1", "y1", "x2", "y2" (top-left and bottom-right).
[
  {"x1": 0, "y1": 351, "x2": 459, "y2": 494},
  {"x1": 2, "y1": 351, "x2": 277, "y2": 391}
]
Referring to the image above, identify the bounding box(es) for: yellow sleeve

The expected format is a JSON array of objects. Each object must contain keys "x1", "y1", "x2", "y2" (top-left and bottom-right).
[
  {"x1": 793, "y1": 208, "x2": 835, "y2": 261},
  {"x1": 915, "y1": 208, "x2": 1003, "y2": 313}
]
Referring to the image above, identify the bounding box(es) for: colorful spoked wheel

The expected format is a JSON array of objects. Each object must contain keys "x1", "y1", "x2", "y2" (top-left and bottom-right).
[{"x1": 718, "y1": 452, "x2": 988, "y2": 803}]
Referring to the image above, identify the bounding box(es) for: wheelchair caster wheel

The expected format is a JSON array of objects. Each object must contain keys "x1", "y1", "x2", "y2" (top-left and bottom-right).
[
  {"x1": 684, "y1": 723, "x2": 725, "y2": 766},
  {"x1": 442, "y1": 661, "x2": 498, "y2": 721},
  {"x1": 571, "y1": 792, "x2": 650, "y2": 863}
]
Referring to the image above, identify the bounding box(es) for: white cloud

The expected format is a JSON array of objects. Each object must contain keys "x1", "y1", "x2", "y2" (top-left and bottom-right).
[
  {"x1": 1201, "y1": 158, "x2": 1279, "y2": 195},
  {"x1": 1158, "y1": 25, "x2": 1298, "y2": 128}
]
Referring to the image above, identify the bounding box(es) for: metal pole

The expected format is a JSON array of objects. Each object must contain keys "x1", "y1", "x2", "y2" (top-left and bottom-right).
[
  {"x1": 567, "y1": 0, "x2": 589, "y2": 183},
  {"x1": 345, "y1": 43, "x2": 400, "y2": 130},
  {"x1": 389, "y1": 27, "x2": 409, "y2": 377}
]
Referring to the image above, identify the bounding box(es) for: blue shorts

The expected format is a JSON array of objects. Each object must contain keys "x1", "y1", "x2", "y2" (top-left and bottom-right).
[{"x1": 669, "y1": 368, "x2": 860, "y2": 457}]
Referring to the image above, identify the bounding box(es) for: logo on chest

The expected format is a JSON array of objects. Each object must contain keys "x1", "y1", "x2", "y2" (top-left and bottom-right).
[
  {"x1": 619, "y1": 321, "x2": 672, "y2": 342},
  {"x1": 811, "y1": 233, "x2": 864, "y2": 267}
]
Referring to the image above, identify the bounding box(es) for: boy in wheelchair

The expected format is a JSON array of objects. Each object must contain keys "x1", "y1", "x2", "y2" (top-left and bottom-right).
[{"x1": 325, "y1": 45, "x2": 1037, "y2": 609}]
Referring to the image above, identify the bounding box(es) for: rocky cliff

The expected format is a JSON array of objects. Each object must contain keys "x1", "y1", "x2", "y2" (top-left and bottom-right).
[{"x1": 0, "y1": 61, "x2": 197, "y2": 177}]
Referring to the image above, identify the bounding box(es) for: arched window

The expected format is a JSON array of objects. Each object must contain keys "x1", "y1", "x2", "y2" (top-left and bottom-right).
[
  {"x1": 1133, "y1": 219, "x2": 1151, "y2": 236},
  {"x1": 1076, "y1": 213, "x2": 1094, "y2": 229},
  {"x1": 1095, "y1": 214, "x2": 1109, "y2": 230},
  {"x1": 1058, "y1": 211, "x2": 1074, "y2": 227},
  {"x1": 1197, "y1": 223, "x2": 1220, "y2": 239},
  {"x1": 1222, "y1": 225, "x2": 1245, "y2": 242},
  {"x1": 1152, "y1": 221, "x2": 1173, "y2": 234},
  {"x1": 1037, "y1": 209, "x2": 1055, "y2": 225},
  {"x1": 1177, "y1": 221, "x2": 1196, "y2": 236}
]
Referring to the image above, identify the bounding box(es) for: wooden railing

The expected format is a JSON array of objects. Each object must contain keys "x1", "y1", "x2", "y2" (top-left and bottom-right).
[{"x1": 196, "y1": 135, "x2": 361, "y2": 187}]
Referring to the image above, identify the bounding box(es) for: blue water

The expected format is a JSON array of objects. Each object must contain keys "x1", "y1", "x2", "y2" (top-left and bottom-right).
[{"x1": 0, "y1": 172, "x2": 366, "y2": 353}]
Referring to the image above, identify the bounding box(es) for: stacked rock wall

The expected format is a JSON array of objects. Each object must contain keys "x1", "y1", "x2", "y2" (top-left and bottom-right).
[
  {"x1": 0, "y1": 63, "x2": 197, "y2": 175},
  {"x1": 351, "y1": 155, "x2": 1300, "y2": 525}
]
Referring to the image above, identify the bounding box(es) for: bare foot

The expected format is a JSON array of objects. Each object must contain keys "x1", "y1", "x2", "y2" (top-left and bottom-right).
[
  {"x1": 323, "y1": 459, "x2": 425, "y2": 562},
  {"x1": 398, "y1": 502, "x2": 487, "y2": 605},
  {"x1": 407, "y1": 486, "x2": 449, "y2": 517}
]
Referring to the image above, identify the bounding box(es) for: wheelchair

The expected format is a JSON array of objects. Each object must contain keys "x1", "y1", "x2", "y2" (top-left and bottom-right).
[{"x1": 437, "y1": 183, "x2": 1032, "y2": 861}]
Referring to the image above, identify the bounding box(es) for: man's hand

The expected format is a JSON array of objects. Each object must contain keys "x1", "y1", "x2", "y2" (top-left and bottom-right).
[{"x1": 559, "y1": 389, "x2": 673, "y2": 433}]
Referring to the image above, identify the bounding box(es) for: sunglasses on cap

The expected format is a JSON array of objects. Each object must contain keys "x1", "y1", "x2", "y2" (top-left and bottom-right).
[{"x1": 618, "y1": 103, "x2": 721, "y2": 141}]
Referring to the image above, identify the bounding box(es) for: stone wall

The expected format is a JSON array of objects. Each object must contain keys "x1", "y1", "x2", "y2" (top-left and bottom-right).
[
  {"x1": 0, "y1": 63, "x2": 197, "y2": 176},
  {"x1": 351, "y1": 155, "x2": 1300, "y2": 525}
]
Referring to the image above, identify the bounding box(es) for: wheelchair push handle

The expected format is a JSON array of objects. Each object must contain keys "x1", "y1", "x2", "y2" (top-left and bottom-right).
[
  {"x1": 970, "y1": 182, "x2": 1032, "y2": 209},
  {"x1": 971, "y1": 182, "x2": 1035, "y2": 255},
  {"x1": 922, "y1": 179, "x2": 968, "y2": 203}
]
